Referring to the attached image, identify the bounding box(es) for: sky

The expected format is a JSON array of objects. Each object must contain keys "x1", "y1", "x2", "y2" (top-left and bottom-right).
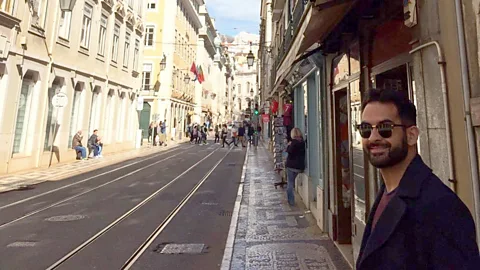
[{"x1": 206, "y1": 0, "x2": 261, "y2": 37}]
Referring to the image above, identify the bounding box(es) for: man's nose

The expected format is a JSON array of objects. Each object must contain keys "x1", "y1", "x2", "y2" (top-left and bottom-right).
[{"x1": 368, "y1": 127, "x2": 383, "y2": 140}]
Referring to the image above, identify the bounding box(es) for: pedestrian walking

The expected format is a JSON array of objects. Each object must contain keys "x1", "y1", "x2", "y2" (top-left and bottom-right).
[
  {"x1": 285, "y1": 128, "x2": 305, "y2": 206},
  {"x1": 356, "y1": 88, "x2": 480, "y2": 269},
  {"x1": 214, "y1": 125, "x2": 220, "y2": 143},
  {"x1": 221, "y1": 124, "x2": 228, "y2": 148},
  {"x1": 238, "y1": 124, "x2": 246, "y2": 147}
]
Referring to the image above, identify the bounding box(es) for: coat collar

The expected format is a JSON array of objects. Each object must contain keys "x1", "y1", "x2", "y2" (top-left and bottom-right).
[{"x1": 357, "y1": 154, "x2": 432, "y2": 268}]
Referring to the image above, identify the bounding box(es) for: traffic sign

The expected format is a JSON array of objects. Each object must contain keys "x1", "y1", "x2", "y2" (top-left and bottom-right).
[{"x1": 52, "y1": 92, "x2": 68, "y2": 108}]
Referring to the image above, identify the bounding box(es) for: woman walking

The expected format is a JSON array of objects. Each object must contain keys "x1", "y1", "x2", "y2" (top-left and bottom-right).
[{"x1": 285, "y1": 128, "x2": 306, "y2": 206}]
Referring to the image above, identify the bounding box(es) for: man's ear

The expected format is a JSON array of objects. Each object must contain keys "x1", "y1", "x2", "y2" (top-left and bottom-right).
[{"x1": 407, "y1": 126, "x2": 419, "y2": 146}]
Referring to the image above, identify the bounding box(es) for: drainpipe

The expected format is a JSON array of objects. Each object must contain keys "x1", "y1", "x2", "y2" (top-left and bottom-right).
[
  {"x1": 409, "y1": 42, "x2": 455, "y2": 191},
  {"x1": 454, "y1": 0, "x2": 480, "y2": 244}
]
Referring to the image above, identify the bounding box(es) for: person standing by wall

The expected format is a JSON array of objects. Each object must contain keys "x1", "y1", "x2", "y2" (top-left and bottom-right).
[
  {"x1": 356, "y1": 89, "x2": 480, "y2": 269},
  {"x1": 285, "y1": 128, "x2": 305, "y2": 206}
]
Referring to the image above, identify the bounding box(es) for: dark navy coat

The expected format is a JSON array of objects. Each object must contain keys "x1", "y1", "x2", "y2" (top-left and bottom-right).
[{"x1": 357, "y1": 155, "x2": 480, "y2": 270}]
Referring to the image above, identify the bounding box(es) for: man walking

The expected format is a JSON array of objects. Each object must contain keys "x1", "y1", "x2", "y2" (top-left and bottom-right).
[{"x1": 356, "y1": 89, "x2": 479, "y2": 269}]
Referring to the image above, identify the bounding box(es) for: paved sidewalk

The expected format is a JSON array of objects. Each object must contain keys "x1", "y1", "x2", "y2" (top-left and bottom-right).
[
  {"x1": 0, "y1": 139, "x2": 189, "y2": 193},
  {"x1": 227, "y1": 144, "x2": 351, "y2": 270}
]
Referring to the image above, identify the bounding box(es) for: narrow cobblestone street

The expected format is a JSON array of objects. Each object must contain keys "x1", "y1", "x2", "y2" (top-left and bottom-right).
[{"x1": 229, "y1": 144, "x2": 351, "y2": 270}]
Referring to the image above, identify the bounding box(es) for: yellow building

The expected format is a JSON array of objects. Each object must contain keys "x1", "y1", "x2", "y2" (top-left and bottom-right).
[{"x1": 140, "y1": 0, "x2": 201, "y2": 140}]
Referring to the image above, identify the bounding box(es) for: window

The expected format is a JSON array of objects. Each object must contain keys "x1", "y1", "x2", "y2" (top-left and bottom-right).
[
  {"x1": 147, "y1": 0, "x2": 156, "y2": 10},
  {"x1": 145, "y1": 25, "x2": 154, "y2": 46},
  {"x1": 31, "y1": 0, "x2": 48, "y2": 28},
  {"x1": 133, "y1": 39, "x2": 139, "y2": 71},
  {"x1": 124, "y1": 32, "x2": 131, "y2": 68},
  {"x1": 58, "y1": 11, "x2": 72, "y2": 40},
  {"x1": 142, "y1": 64, "x2": 152, "y2": 90},
  {"x1": 0, "y1": 0, "x2": 14, "y2": 13},
  {"x1": 80, "y1": 3, "x2": 93, "y2": 49},
  {"x1": 112, "y1": 23, "x2": 120, "y2": 62},
  {"x1": 13, "y1": 79, "x2": 34, "y2": 154},
  {"x1": 137, "y1": 0, "x2": 143, "y2": 14},
  {"x1": 98, "y1": 14, "x2": 107, "y2": 56}
]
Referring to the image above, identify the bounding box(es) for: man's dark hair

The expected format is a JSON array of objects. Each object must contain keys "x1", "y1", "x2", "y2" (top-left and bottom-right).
[
  {"x1": 93, "y1": 129, "x2": 98, "y2": 133},
  {"x1": 361, "y1": 88, "x2": 417, "y2": 126}
]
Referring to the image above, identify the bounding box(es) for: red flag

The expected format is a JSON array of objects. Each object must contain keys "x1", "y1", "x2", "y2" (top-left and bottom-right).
[{"x1": 190, "y1": 62, "x2": 198, "y2": 79}]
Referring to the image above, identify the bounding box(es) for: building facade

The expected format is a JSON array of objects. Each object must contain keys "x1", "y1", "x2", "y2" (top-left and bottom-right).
[
  {"x1": 0, "y1": 0, "x2": 145, "y2": 174},
  {"x1": 260, "y1": 0, "x2": 480, "y2": 265},
  {"x1": 225, "y1": 32, "x2": 259, "y2": 122}
]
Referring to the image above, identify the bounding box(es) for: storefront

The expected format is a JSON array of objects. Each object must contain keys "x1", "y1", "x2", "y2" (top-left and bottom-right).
[{"x1": 327, "y1": 15, "x2": 415, "y2": 262}]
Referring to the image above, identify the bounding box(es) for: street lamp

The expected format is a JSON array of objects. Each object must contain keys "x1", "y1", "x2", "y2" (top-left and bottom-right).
[
  {"x1": 184, "y1": 74, "x2": 190, "y2": 84},
  {"x1": 247, "y1": 50, "x2": 255, "y2": 68},
  {"x1": 60, "y1": 0, "x2": 77, "y2": 11},
  {"x1": 159, "y1": 54, "x2": 167, "y2": 71}
]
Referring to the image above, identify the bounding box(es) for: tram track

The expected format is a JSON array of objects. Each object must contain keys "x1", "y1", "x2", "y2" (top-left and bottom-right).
[
  {"x1": 0, "y1": 146, "x2": 196, "y2": 229},
  {"x1": 43, "y1": 146, "x2": 232, "y2": 270}
]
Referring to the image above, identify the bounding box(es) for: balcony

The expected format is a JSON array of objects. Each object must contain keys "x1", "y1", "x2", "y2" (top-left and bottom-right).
[
  {"x1": 272, "y1": 0, "x2": 286, "y2": 21},
  {"x1": 274, "y1": 0, "x2": 307, "y2": 71},
  {"x1": 199, "y1": 26, "x2": 217, "y2": 57}
]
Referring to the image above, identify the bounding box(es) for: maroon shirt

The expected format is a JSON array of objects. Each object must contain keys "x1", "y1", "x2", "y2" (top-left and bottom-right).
[{"x1": 372, "y1": 188, "x2": 397, "y2": 231}]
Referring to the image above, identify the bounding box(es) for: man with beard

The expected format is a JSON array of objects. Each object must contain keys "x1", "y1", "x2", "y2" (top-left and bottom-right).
[{"x1": 356, "y1": 89, "x2": 479, "y2": 269}]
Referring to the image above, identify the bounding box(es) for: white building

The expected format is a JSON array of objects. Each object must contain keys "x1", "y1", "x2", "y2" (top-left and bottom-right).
[
  {"x1": 0, "y1": 0, "x2": 145, "y2": 174},
  {"x1": 225, "y1": 32, "x2": 260, "y2": 122}
]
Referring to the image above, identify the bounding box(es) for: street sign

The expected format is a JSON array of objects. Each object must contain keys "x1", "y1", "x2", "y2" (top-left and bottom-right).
[
  {"x1": 52, "y1": 92, "x2": 68, "y2": 108},
  {"x1": 136, "y1": 96, "x2": 144, "y2": 111}
]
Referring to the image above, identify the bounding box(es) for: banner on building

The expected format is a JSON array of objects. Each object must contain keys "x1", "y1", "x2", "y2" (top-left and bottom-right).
[{"x1": 273, "y1": 116, "x2": 287, "y2": 171}]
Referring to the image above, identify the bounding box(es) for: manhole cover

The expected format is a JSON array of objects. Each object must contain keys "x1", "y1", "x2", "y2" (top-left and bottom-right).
[
  {"x1": 160, "y1": 244, "x2": 207, "y2": 254},
  {"x1": 7, "y1": 241, "x2": 37, "y2": 247},
  {"x1": 45, "y1": 215, "x2": 86, "y2": 222},
  {"x1": 219, "y1": 210, "x2": 232, "y2": 216}
]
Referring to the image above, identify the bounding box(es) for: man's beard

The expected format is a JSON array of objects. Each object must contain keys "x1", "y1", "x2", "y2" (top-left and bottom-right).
[{"x1": 365, "y1": 136, "x2": 408, "y2": 168}]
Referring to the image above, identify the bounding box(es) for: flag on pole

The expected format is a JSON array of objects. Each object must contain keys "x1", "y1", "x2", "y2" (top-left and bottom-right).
[
  {"x1": 190, "y1": 62, "x2": 198, "y2": 81},
  {"x1": 198, "y1": 66, "x2": 205, "y2": 83}
]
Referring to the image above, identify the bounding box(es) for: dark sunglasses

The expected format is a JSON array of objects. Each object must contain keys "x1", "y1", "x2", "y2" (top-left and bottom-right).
[{"x1": 355, "y1": 123, "x2": 406, "y2": 139}]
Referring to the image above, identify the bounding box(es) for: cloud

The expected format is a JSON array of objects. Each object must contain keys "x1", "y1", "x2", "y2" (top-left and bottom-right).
[{"x1": 207, "y1": 0, "x2": 260, "y2": 35}]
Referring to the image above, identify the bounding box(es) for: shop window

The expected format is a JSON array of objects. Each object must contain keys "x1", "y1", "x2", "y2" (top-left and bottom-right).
[
  {"x1": 68, "y1": 84, "x2": 84, "y2": 148},
  {"x1": 88, "y1": 87, "x2": 101, "y2": 134},
  {"x1": 44, "y1": 79, "x2": 64, "y2": 151},
  {"x1": 13, "y1": 77, "x2": 35, "y2": 154}
]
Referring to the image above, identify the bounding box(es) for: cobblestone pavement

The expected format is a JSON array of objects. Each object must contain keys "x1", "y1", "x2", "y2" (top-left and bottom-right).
[
  {"x1": 229, "y1": 144, "x2": 351, "y2": 270},
  {"x1": 0, "y1": 139, "x2": 189, "y2": 193}
]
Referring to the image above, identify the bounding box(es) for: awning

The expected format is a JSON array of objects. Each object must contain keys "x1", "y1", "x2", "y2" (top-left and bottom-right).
[{"x1": 271, "y1": 0, "x2": 356, "y2": 96}]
